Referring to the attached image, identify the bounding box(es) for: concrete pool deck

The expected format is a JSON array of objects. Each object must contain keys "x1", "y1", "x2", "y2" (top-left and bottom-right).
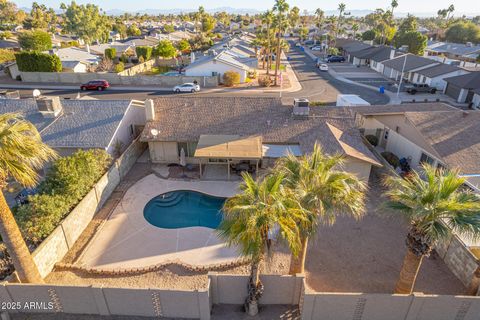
[{"x1": 78, "y1": 174, "x2": 241, "y2": 269}]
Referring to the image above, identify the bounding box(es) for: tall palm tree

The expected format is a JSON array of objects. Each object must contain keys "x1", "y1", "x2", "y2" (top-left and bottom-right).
[
  {"x1": 0, "y1": 113, "x2": 57, "y2": 283},
  {"x1": 272, "y1": 0, "x2": 289, "y2": 86},
  {"x1": 352, "y1": 23, "x2": 359, "y2": 39},
  {"x1": 217, "y1": 172, "x2": 303, "y2": 316},
  {"x1": 334, "y1": 3, "x2": 348, "y2": 46},
  {"x1": 391, "y1": 0, "x2": 399, "y2": 17},
  {"x1": 261, "y1": 10, "x2": 275, "y2": 74},
  {"x1": 384, "y1": 164, "x2": 480, "y2": 294},
  {"x1": 275, "y1": 144, "x2": 367, "y2": 274}
]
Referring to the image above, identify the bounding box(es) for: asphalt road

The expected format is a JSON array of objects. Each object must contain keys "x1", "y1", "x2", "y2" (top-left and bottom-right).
[{"x1": 0, "y1": 47, "x2": 389, "y2": 105}]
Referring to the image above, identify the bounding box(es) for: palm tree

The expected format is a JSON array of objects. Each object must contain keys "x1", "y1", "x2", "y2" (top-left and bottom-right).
[
  {"x1": 274, "y1": 144, "x2": 367, "y2": 274},
  {"x1": 334, "y1": 3, "x2": 348, "y2": 46},
  {"x1": 391, "y1": 0, "x2": 399, "y2": 17},
  {"x1": 0, "y1": 113, "x2": 57, "y2": 283},
  {"x1": 261, "y1": 10, "x2": 275, "y2": 74},
  {"x1": 384, "y1": 164, "x2": 480, "y2": 294},
  {"x1": 352, "y1": 23, "x2": 359, "y2": 39},
  {"x1": 217, "y1": 172, "x2": 303, "y2": 316},
  {"x1": 272, "y1": 0, "x2": 289, "y2": 86}
]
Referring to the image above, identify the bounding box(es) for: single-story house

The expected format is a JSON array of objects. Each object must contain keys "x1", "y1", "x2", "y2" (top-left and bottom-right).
[
  {"x1": 185, "y1": 51, "x2": 252, "y2": 83},
  {"x1": 51, "y1": 47, "x2": 100, "y2": 73},
  {"x1": 410, "y1": 63, "x2": 470, "y2": 90},
  {"x1": 443, "y1": 72, "x2": 480, "y2": 104},
  {"x1": 425, "y1": 41, "x2": 480, "y2": 62},
  {"x1": 51, "y1": 33, "x2": 84, "y2": 47},
  {"x1": 89, "y1": 43, "x2": 135, "y2": 57},
  {"x1": 380, "y1": 54, "x2": 439, "y2": 81},
  {"x1": 356, "y1": 103, "x2": 480, "y2": 191},
  {"x1": 0, "y1": 98, "x2": 145, "y2": 157},
  {"x1": 140, "y1": 97, "x2": 382, "y2": 181},
  {"x1": 337, "y1": 40, "x2": 372, "y2": 63},
  {"x1": 223, "y1": 50, "x2": 258, "y2": 68},
  {"x1": 349, "y1": 45, "x2": 395, "y2": 67},
  {"x1": 122, "y1": 36, "x2": 159, "y2": 47}
]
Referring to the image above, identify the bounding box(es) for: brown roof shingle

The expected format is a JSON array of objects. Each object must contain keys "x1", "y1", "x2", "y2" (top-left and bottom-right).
[{"x1": 141, "y1": 97, "x2": 379, "y2": 165}]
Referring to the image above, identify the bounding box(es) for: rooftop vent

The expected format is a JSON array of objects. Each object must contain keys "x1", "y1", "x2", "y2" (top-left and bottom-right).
[
  {"x1": 36, "y1": 96, "x2": 63, "y2": 118},
  {"x1": 293, "y1": 98, "x2": 310, "y2": 118}
]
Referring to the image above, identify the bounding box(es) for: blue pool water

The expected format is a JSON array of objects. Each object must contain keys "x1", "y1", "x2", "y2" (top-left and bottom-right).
[{"x1": 143, "y1": 190, "x2": 226, "y2": 229}]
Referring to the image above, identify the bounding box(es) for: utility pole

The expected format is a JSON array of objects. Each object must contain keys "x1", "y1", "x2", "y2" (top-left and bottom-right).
[{"x1": 397, "y1": 53, "x2": 408, "y2": 98}]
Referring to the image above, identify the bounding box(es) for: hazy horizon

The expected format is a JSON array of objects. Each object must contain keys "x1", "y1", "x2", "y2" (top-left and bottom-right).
[{"x1": 10, "y1": 0, "x2": 480, "y2": 16}]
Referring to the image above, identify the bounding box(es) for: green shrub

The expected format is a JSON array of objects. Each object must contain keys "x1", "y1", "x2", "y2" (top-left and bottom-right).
[
  {"x1": 258, "y1": 75, "x2": 272, "y2": 87},
  {"x1": 114, "y1": 62, "x2": 125, "y2": 73},
  {"x1": 104, "y1": 47, "x2": 117, "y2": 60},
  {"x1": 365, "y1": 134, "x2": 379, "y2": 146},
  {"x1": 222, "y1": 71, "x2": 241, "y2": 87},
  {"x1": 135, "y1": 46, "x2": 152, "y2": 61},
  {"x1": 0, "y1": 49, "x2": 15, "y2": 64},
  {"x1": 14, "y1": 149, "x2": 111, "y2": 244},
  {"x1": 138, "y1": 56, "x2": 145, "y2": 63},
  {"x1": 120, "y1": 53, "x2": 128, "y2": 63},
  {"x1": 18, "y1": 30, "x2": 52, "y2": 51},
  {"x1": 308, "y1": 101, "x2": 328, "y2": 106},
  {"x1": 381, "y1": 151, "x2": 400, "y2": 168},
  {"x1": 15, "y1": 51, "x2": 62, "y2": 72}
]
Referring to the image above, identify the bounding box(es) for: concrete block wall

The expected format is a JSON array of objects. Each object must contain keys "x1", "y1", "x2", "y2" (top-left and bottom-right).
[
  {"x1": 439, "y1": 234, "x2": 479, "y2": 287},
  {"x1": 20, "y1": 72, "x2": 219, "y2": 87},
  {"x1": 0, "y1": 283, "x2": 210, "y2": 319},
  {"x1": 208, "y1": 273, "x2": 304, "y2": 305},
  {"x1": 301, "y1": 289, "x2": 480, "y2": 320},
  {"x1": 117, "y1": 59, "x2": 156, "y2": 76},
  {"x1": 31, "y1": 139, "x2": 144, "y2": 278}
]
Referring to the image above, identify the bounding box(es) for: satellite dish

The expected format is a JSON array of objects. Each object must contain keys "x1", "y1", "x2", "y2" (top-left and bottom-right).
[
  {"x1": 150, "y1": 129, "x2": 158, "y2": 137},
  {"x1": 32, "y1": 89, "x2": 41, "y2": 98}
]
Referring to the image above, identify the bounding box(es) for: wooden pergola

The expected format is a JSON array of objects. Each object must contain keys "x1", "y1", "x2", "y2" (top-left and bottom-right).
[{"x1": 194, "y1": 135, "x2": 263, "y2": 180}]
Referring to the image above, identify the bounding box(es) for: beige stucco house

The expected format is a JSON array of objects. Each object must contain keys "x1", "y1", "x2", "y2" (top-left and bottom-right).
[
  {"x1": 139, "y1": 97, "x2": 382, "y2": 181},
  {"x1": 355, "y1": 103, "x2": 480, "y2": 190}
]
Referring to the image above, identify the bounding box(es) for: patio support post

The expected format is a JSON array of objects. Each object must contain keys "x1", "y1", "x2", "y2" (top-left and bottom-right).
[
  {"x1": 227, "y1": 159, "x2": 230, "y2": 180},
  {"x1": 199, "y1": 160, "x2": 202, "y2": 178},
  {"x1": 256, "y1": 160, "x2": 259, "y2": 177}
]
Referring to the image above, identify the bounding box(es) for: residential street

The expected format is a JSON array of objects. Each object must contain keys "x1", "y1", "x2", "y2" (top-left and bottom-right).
[{"x1": 0, "y1": 46, "x2": 390, "y2": 105}]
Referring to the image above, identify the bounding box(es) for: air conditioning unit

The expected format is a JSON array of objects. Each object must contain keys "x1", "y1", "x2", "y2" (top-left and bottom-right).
[{"x1": 293, "y1": 98, "x2": 310, "y2": 117}]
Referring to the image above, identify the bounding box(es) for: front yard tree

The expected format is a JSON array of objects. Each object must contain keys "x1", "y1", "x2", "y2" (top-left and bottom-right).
[
  {"x1": 201, "y1": 14, "x2": 216, "y2": 34},
  {"x1": 18, "y1": 30, "x2": 52, "y2": 51},
  {"x1": 23, "y1": 2, "x2": 56, "y2": 31},
  {"x1": 0, "y1": 0, "x2": 22, "y2": 25},
  {"x1": 127, "y1": 24, "x2": 141, "y2": 37},
  {"x1": 275, "y1": 144, "x2": 367, "y2": 274},
  {"x1": 395, "y1": 31, "x2": 427, "y2": 55},
  {"x1": 155, "y1": 40, "x2": 177, "y2": 59},
  {"x1": 0, "y1": 113, "x2": 57, "y2": 283},
  {"x1": 272, "y1": 0, "x2": 289, "y2": 86},
  {"x1": 384, "y1": 164, "x2": 480, "y2": 294},
  {"x1": 445, "y1": 21, "x2": 480, "y2": 44},
  {"x1": 61, "y1": 1, "x2": 111, "y2": 44},
  {"x1": 177, "y1": 39, "x2": 191, "y2": 53},
  {"x1": 217, "y1": 173, "x2": 302, "y2": 316},
  {"x1": 163, "y1": 24, "x2": 175, "y2": 34}
]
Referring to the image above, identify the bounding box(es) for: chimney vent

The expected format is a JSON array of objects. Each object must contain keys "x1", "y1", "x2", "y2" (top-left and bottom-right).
[
  {"x1": 293, "y1": 98, "x2": 310, "y2": 118},
  {"x1": 36, "y1": 96, "x2": 63, "y2": 118}
]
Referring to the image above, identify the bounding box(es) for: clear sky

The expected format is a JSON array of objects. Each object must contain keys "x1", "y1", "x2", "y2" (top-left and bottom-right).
[{"x1": 11, "y1": 0, "x2": 480, "y2": 15}]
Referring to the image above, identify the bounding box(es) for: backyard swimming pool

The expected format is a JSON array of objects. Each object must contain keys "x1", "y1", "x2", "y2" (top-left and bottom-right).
[{"x1": 143, "y1": 190, "x2": 226, "y2": 229}]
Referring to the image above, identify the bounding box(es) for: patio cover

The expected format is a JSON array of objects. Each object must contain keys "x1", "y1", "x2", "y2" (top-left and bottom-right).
[{"x1": 194, "y1": 135, "x2": 263, "y2": 159}]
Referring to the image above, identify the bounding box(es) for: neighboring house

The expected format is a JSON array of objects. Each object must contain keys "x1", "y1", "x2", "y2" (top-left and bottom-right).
[
  {"x1": 425, "y1": 41, "x2": 480, "y2": 62},
  {"x1": 337, "y1": 40, "x2": 372, "y2": 63},
  {"x1": 0, "y1": 39, "x2": 19, "y2": 50},
  {"x1": 223, "y1": 50, "x2": 258, "y2": 69},
  {"x1": 229, "y1": 22, "x2": 241, "y2": 31},
  {"x1": 356, "y1": 103, "x2": 480, "y2": 191},
  {"x1": 443, "y1": 72, "x2": 480, "y2": 104},
  {"x1": 122, "y1": 36, "x2": 159, "y2": 47},
  {"x1": 89, "y1": 43, "x2": 134, "y2": 57},
  {"x1": 51, "y1": 33, "x2": 84, "y2": 47},
  {"x1": 51, "y1": 47, "x2": 100, "y2": 73},
  {"x1": 0, "y1": 98, "x2": 145, "y2": 156},
  {"x1": 410, "y1": 64, "x2": 470, "y2": 90},
  {"x1": 140, "y1": 97, "x2": 381, "y2": 181},
  {"x1": 348, "y1": 45, "x2": 395, "y2": 67},
  {"x1": 380, "y1": 54, "x2": 439, "y2": 81},
  {"x1": 185, "y1": 51, "x2": 252, "y2": 83}
]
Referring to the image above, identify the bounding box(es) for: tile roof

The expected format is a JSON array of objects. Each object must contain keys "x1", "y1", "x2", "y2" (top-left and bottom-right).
[
  {"x1": 141, "y1": 97, "x2": 380, "y2": 165},
  {"x1": 381, "y1": 54, "x2": 438, "y2": 72},
  {"x1": 444, "y1": 72, "x2": 480, "y2": 89},
  {"x1": 414, "y1": 63, "x2": 463, "y2": 78},
  {"x1": 0, "y1": 99, "x2": 131, "y2": 149}
]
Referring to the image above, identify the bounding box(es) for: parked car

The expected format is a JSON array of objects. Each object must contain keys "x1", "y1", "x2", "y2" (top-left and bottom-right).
[
  {"x1": 80, "y1": 80, "x2": 110, "y2": 91},
  {"x1": 173, "y1": 83, "x2": 200, "y2": 93},
  {"x1": 295, "y1": 42, "x2": 301, "y2": 47},
  {"x1": 318, "y1": 63, "x2": 329, "y2": 71},
  {"x1": 405, "y1": 83, "x2": 437, "y2": 95},
  {"x1": 326, "y1": 56, "x2": 346, "y2": 63},
  {"x1": 310, "y1": 46, "x2": 322, "y2": 51}
]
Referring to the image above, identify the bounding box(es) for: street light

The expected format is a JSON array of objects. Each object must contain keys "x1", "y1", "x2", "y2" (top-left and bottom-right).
[{"x1": 396, "y1": 50, "x2": 409, "y2": 98}]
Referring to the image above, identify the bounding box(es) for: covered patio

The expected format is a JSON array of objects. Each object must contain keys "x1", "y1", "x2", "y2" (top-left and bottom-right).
[{"x1": 194, "y1": 135, "x2": 263, "y2": 180}]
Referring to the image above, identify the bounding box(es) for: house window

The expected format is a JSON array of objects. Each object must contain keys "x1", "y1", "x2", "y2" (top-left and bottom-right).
[
  {"x1": 420, "y1": 152, "x2": 435, "y2": 165},
  {"x1": 177, "y1": 142, "x2": 198, "y2": 157}
]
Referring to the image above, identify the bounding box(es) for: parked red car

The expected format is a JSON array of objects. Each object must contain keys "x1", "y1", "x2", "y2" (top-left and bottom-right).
[{"x1": 80, "y1": 80, "x2": 110, "y2": 91}]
